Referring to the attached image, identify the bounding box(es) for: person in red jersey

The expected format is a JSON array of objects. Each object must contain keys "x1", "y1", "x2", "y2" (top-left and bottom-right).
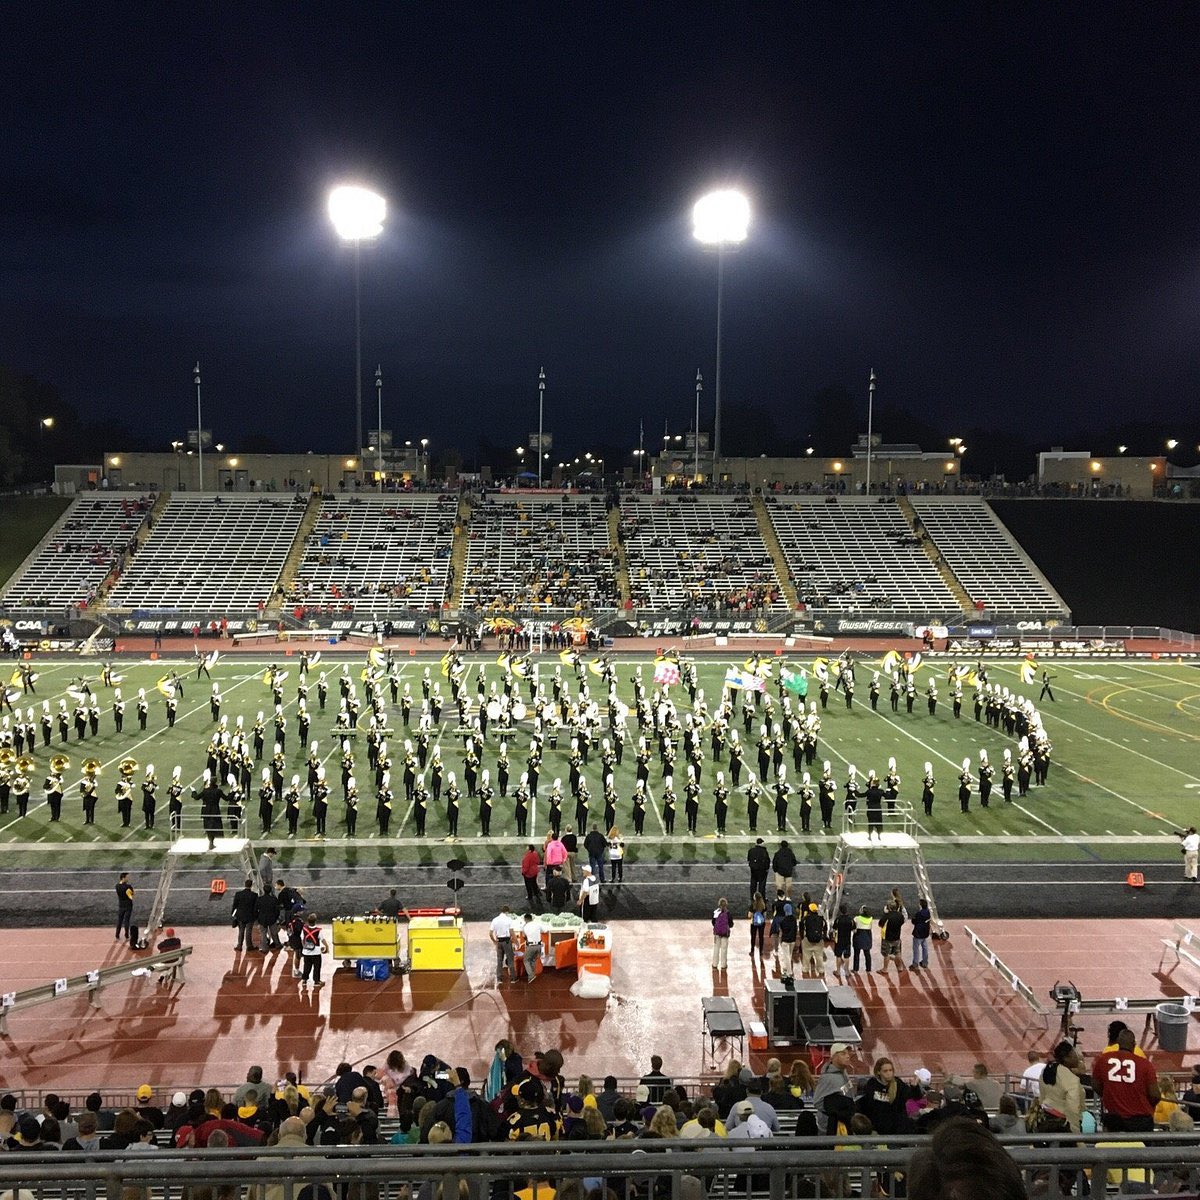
[{"x1": 1092, "y1": 1028, "x2": 1160, "y2": 1132}]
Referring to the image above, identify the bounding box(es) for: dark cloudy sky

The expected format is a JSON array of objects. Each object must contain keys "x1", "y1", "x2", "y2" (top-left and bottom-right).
[{"x1": 3, "y1": 4, "x2": 1198, "y2": 458}]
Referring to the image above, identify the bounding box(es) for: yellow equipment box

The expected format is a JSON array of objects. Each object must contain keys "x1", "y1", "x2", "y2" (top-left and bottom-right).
[
  {"x1": 408, "y1": 915, "x2": 465, "y2": 972},
  {"x1": 332, "y1": 916, "x2": 401, "y2": 964}
]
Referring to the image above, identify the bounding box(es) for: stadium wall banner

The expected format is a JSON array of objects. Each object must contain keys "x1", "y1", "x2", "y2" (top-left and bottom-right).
[
  {"x1": 635, "y1": 616, "x2": 787, "y2": 639},
  {"x1": 943, "y1": 637, "x2": 1127, "y2": 656},
  {"x1": 122, "y1": 617, "x2": 258, "y2": 634},
  {"x1": 813, "y1": 617, "x2": 916, "y2": 636},
  {"x1": 966, "y1": 623, "x2": 997, "y2": 639}
]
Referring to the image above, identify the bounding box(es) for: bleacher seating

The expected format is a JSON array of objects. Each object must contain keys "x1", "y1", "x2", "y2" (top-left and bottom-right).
[
  {"x1": 0, "y1": 493, "x2": 154, "y2": 609},
  {"x1": 106, "y1": 495, "x2": 304, "y2": 612},
  {"x1": 289, "y1": 494, "x2": 457, "y2": 614},
  {"x1": 462, "y1": 494, "x2": 616, "y2": 611},
  {"x1": 621, "y1": 495, "x2": 784, "y2": 612},
  {"x1": 767, "y1": 497, "x2": 959, "y2": 613},
  {"x1": 910, "y1": 498, "x2": 1069, "y2": 616}
]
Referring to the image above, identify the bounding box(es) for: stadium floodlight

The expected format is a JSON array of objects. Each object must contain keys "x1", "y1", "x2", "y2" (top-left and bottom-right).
[
  {"x1": 328, "y1": 185, "x2": 387, "y2": 464},
  {"x1": 692, "y1": 188, "x2": 750, "y2": 466},
  {"x1": 1167, "y1": 439, "x2": 1178, "y2": 450}
]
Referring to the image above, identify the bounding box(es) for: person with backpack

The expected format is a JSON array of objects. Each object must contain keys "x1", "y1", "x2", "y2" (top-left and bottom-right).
[
  {"x1": 711, "y1": 897, "x2": 734, "y2": 970},
  {"x1": 298, "y1": 911, "x2": 329, "y2": 988},
  {"x1": 801, "y1": 903, "x2": 828, "y2": 977}
]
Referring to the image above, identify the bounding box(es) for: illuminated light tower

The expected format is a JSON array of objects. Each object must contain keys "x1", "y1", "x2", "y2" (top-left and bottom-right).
[
  {"x1": 328, "y1": 185, "x2": 386, "y2": 462},
  {"x1": 374, "y1": 366, "x2": 384, "y2": 492},
  {"x1": 193, "y1": 361, "x2": 204, "y2": 493},
  {"x1": 538, "y1": 367, "x2": 546, "y2": 489},
  {"x1": 692, "y1": 188, "x2": 750, "y2": 465}
]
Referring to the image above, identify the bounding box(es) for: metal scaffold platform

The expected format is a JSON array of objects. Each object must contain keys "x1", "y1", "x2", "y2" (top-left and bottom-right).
[
  {"x1": 818, "y1": 804, "x2": 947, "y2": 938},
  {"x1": 146, "y1": 817, "x2": 259, "y2": 933}
]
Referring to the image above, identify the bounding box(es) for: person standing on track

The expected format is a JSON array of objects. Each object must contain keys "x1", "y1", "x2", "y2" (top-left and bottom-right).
[
  {"x1": 115, "y1": 872, "x2": 134, "y2": 942},
  {"x1": 1180, "y1": 827, "x2": 1200, "y2": 882}
]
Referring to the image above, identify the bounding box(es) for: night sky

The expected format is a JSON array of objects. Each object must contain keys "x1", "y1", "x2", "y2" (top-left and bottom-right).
[{"x1": 4, "y1": 4, "x2": 1198, "y2": 461}]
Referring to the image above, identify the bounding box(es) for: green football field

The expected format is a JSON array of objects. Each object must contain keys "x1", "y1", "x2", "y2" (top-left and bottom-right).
[{"x1": 1, "y1": 651, "x2": 1197, "y2": 870}]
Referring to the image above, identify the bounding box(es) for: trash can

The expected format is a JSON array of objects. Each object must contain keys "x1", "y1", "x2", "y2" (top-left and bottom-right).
[{"x1": 1156, "y1": 1003, "x2": 1190, "y2": 1052}]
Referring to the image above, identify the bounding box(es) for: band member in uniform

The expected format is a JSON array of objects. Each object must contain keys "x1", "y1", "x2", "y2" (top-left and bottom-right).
[
  {"x1": 951, "y1": 678, "x2": 963, "y2": 719},
  {"x1": 87, "y1": 700, "x2": 100, "y2": 737},
  {"x1": 926, "y1": 680, "x2": 938, "y2": 716},
  {"x1": 773, "y1": 766, "x2": 791, "y2": 833},
  {"x1": 1017, "y1": 737, "x2": 1033, "y2": 796},
  {"x1": 57, "y1": 701, "x2": 69, "y2": 743},
  {"x1": 684, "y1": 765, "x2": 701, "y2": 834},
  {"x1": 661, "y1": 775, "x2": 677, "y2": 834},
  {"x1": 344, "y1": 776, "x2": 359, "y2": 837},
  {"x1": 478, "y1": 769, "x2": 495, "y2": 836},
  {"x1": 137, "y1": 688, "x2": 149, "y2": 732},
  {"x1": 141, "y1": 765, "x2": 158, "y2": 829},
  {"x1": 226, "y1": 771, "x2": 244, "y2": 835},
  {"x1": 43, "y1": 764, "x2": 64, "y2": 822},
  {"x1": 978, "y1": 749, "x2": 994, "y2": 808},
  {"x1": 713, "y1": 770, "x2": 730, "y2": 836},
  {"x1": 883, "y1": 757, "x2": 900, "y2": 812},
  {"x1": 115, "y1": 773, "x2": 134, "y2": 828},
  {"x1": 869, "y1": 673, "x2": 880, "y2": 711},
  {"x1": 380, "y1": 771, "x2": 397, "y2": 836},
  {"x1": 40, "y1": 702, "x2": 52, "y2": 747},
  {"x1": 921, "y1": 762, "x2": 935, "y2": 817},
  {"x1": 112, "y1": 690, "x2": 125, "y2": 733},
  {"x1": 285, "y1": 774, "x2": 302, "y2": 837},
  {"x1": 81, "y1": 764, "x2": 100, "y2": 824},
  {"x1": 844, "y1": 766, "x2": 860, "y2": 827},
  {"x1": 631, "y1": 779, "x2": 647, "y2": 834},
  {"x1": 1039, "y1": 670, "x2": 1056, "y2": 702},
  {"x1": 744, "y1": 768, "x2": 763, "y2": 835},
  {"x1": 11, "y1": 767, "x2": 30, "y2": 817},
  {"x1": 514, "y1": 773, "x2": 531, "y2": 837},
  {"x1": 818, "y1": 762, "x2": 837, "y2": 831},
  {"x1": 890, "y1": 674, "x2": 901, "y2": 713},
  {"x1": 445, "y1": 771, "x2": 461, "y2": 839},
  {"x1": 168, "y1": 766, "x2": 184, "y2": 832},
  {"x1": 311, "y1": 766, "x2": 329, "y2": 838},
  {"x1": 259, "y1": 768, "x2": 276, "y2": 834},
  {"x1": 728, "y1": 730, "x2": 744, "y2": 786},
  {"x1": 958, "y1": 757, "x2": 973, "y2": 813},
  {"x1": 1001, "y1": 748, "x2": 1015, "y2": 803}
]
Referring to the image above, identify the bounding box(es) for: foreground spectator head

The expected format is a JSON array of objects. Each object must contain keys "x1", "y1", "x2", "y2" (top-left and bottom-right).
[
  {"x1": 908, "y1": 1118, "x2": 1025, "y2": 1200},
  {"x1": 428, "y1": 1121, "x2": 453, "y2": 1145}
]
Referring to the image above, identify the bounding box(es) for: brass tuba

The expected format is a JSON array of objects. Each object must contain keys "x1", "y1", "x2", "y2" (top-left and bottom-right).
[
  {"x1": 15, "y1": 756, "x2": 34, "y2": 775},
  {"x1": 118, "y1": 757, "x2": 139, "y2": 778},
  {"x1": 81, "y1": 758, "x2": 102, "y2": 777},
  {"x1": 49, "y1": 753, "x2": 71, "y2": 773}
]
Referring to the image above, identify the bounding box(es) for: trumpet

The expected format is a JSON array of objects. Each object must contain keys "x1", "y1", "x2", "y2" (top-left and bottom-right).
[
  {"x1": 118, "y1": 757, "x2": 139, "y2": 778},
  {"x1": 15, "y1": 756, "x2": 34, "y2": 775},
  {"x1": 49, "y1": 753, "x2": 71, "y2": 773},
  {"x1": 81, "y1": 758, "x2": 102, "y2": 777}
]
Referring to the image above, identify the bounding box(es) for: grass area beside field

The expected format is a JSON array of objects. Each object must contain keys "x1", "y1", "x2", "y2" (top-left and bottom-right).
[
  {"x1": 1, "y1": 653, "x2": 1197, "y2": 867},
  {"x1": 0, "y1": 494, "x2": 72, "y2": 588}
]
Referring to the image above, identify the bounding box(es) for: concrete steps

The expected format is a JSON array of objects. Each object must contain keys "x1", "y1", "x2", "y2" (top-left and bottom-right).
[
  {"x1": 896, "y1": 495, "x2": 974, "y2": 613},
  {"x1": 752, "y1": 494, "x2": 798, "y2": 608}
]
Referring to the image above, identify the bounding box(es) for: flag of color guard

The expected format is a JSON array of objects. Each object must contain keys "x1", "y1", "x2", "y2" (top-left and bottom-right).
[
  {"x1": 654, "y1": 658, "x2": 681, "y2": 686},
  {"x1": 724, "y1": 667, "x2": 765, "y2": 692},
  {"x1": 780, "y1": 667, "x2": 808, "y2": 696}
]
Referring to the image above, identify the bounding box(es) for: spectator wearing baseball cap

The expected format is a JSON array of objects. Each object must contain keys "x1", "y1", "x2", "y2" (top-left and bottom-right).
[
  {"x1": 726, "y1": 1077, "x2": 779, "y2": 1133},
  {"x1": 813, "y1": 1043, "x2": 855, "y2": 1134},
  {"x1": 165, "y1": 1092, "x2": 190, "y2": 1132},
  {"x1": 134, "y1": 1085, "x2": 164, "y2": 1129}
]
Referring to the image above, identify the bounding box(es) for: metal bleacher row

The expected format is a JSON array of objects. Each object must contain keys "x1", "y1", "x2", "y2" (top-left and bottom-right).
[
  {"x1": 767, "y1": 497, "x2": 959, "y2": 614},
  {"x1": 621, "y1": 495, "x2": 784, "y2": 611},
  {"x1": 910, "y1": 497, "x2": 1068, "y2": 616},
  {"x1": 1, "y1": 493, "x2": 153, "y2": 609},
  {"x1": 7, "y1": 490, "x2": 1072, "y2": 619},
  {"x1": 461, "y1": 494, "x2": 616, "y2": 611},
  {"x1": 106, "y1": 495, "x2": 306, "y2": 613},
  {"x1": 291, "y1": 494, "x2": 457, "y2": 614}
]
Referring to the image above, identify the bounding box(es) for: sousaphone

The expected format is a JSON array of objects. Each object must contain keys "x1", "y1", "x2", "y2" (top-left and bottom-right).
[
  {"x1": 15, "y1": 756, "x2": 34, "y2": 775},
  {"x1": 49, "y1": 753, "x2": 71, "y2": 773},
  {"x1": 81, "y1": 758, "x2": 102, "y2": 777},
  {"x1": 118, "y1": 757, "x2": 139, "y2": 778}
]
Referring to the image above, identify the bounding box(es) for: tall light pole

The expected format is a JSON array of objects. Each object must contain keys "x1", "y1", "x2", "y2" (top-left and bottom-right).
[
  {"x1": 328, "y1": 185, "x2": 386, "y2": 464},
  {"x1": 374, "y1": 365, "x2": 384, "y2": 493},
  {"x1": 537, "y1": 367, "x2": 546, "y2": 490},
  {"x1": 866, "y1": 369, "x2": 876, "y2": 496},
  {"x1": 694, "y1": 369, "x2": 703, "y2": 482},
  {"x1": 692, "y1": 189, "x2": 750, "y2": 467},
  {"x1": 193, "y1": 361, "x2": 203, "y2": 493}
]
